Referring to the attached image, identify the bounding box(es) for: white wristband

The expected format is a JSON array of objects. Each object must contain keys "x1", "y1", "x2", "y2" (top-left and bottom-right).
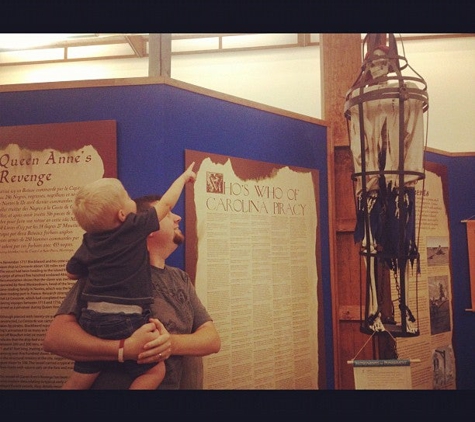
[{"x1": 118, "y1": 339, "x2": 125, "y2": 363}]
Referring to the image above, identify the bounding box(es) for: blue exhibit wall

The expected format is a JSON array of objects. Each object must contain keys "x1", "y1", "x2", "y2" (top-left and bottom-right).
[
  {"x1": 0, "y1": 79, "x2": 333, "y2": 388},
  {"x1": 425, "y1": 150, "x2": 475, "y2": 390}
]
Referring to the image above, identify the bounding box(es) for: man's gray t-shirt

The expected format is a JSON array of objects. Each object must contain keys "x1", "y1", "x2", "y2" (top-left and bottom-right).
[{"x1": 56, "y1": 265, "x2": 212, "y2": 389}]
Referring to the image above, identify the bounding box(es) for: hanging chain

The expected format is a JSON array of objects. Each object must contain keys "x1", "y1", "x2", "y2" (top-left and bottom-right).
[{"x1": 393, "y1": 266, "x2": 400, "y2": 301}]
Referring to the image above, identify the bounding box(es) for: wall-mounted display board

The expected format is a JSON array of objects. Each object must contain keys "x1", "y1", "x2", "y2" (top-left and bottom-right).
[
  {"x1": 0, "y1": 120, "x2": 116, "y2": 389},
  {"x1": 185, "y1": 149, "x2": 322, "y2": 389},
  {"x1": 0, "y1": 79, "x2": 331, "y2": 389},
  {"x1": 394, "y1": 162, "x2": 456, "y2": 389}
]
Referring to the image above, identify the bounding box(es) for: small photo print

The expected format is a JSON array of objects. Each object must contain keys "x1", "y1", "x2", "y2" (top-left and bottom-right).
[
  {"x1": 432, "y1": 345, "x2": 455, "y2": 389},
  {"x1": 426, "y1": 236, "x2": 449, "y2": 266},
  {"x1": 429, "y1": 275, "x2": 451, "y2": 335}
]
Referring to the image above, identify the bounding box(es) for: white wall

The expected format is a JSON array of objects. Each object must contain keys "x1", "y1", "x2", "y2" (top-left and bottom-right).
[
  {"x1": 1, "y1": 36, "x2": 474, "y2": 153},
  {"x1": 399, "y1": 37, "x2": 475, "y2": 154},
  {"x1": 171, "y1": 47, "x2": 321, "y2": 119}
]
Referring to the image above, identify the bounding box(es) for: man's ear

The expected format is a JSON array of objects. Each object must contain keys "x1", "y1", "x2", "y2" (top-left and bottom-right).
[{"x1": 117, "y1": 209, "x2": 127, "y2": 222}]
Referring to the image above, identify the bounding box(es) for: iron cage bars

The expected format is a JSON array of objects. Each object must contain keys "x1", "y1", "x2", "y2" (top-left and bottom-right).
[{"x1": 343, "y1": 33, "x2": 429, "y2": 337}]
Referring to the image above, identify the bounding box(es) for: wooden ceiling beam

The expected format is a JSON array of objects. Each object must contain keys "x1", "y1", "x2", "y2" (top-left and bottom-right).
[
  {"x1": 125, "y1": 35, "x2": 146, "y2": 57},
  {"x1": 297, "y1": 33, "x2": 311, "y2": 47},
  {"x1": 1, "y1": 33, "x2": 473, "y2": 68}
]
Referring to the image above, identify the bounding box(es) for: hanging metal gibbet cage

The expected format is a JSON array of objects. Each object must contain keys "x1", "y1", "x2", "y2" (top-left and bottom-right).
[{"x1": 344, "y1": 33, "x2": 429, "y2": 338}]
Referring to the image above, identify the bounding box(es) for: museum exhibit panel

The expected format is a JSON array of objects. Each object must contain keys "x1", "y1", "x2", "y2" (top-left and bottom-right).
[{"x1": 1, "y1": 33, "x2": 475, "y2": 390}]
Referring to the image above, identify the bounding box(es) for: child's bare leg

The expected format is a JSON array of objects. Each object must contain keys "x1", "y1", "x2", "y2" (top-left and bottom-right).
[
  {"x1": 129, "y1": 361, "x2": 165, "y2": 390},
  {"x1": 62, "y1": 371, "x2": 100, "y2": 390}
]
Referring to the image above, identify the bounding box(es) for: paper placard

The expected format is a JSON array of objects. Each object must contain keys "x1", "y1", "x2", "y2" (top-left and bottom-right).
[{"x1": 351, "y1": 360, "x2": 412, "y2": 390}]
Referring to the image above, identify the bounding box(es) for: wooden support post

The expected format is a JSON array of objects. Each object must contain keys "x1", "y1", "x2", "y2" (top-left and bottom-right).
[
  {"x1": 320, "y1": 34, "x2": 361, "y2": 147},
  {"x1": 320, "y1": 33, "x2": 362, "y2": 389},
  {"x1": 148, "y1": 33, "x2": 171, "y2": 77}
]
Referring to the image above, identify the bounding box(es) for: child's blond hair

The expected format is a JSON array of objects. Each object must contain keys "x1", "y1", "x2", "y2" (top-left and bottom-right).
[{"x1": 73, "y1": 178, "x2": 129, "y2": 233}]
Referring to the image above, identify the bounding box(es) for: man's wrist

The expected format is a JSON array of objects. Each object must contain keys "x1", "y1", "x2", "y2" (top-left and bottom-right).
[
  {"x1": 118, "y1": 338, "x2": 125, "y2": 362},
  {"x1": 169, "y1": 334, "x2": 176, "y2": 356},
  {"x1": 121, "y1": 337, "x2": 137, "y2": 361}
]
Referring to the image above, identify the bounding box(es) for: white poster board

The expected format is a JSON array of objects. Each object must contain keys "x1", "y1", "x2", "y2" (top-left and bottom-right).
[{"x1": 185, "y1": 150, "x2": 320, "y2": 389}]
